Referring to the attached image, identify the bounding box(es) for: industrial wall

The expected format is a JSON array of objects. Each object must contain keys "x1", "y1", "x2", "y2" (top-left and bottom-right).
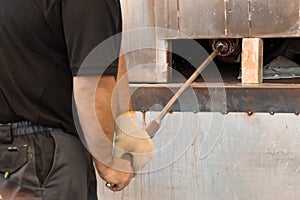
[
  {"x1": 97, "y1": 1, "x2": 300, "y2": 199},
  {"x1": 99, "y1": 112, "x2": 300, "y2": 199}
]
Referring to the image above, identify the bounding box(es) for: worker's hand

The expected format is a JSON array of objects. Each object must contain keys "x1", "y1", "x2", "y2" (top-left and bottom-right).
[
  {"x1": 114, "y1": 112, "x2": 154, "y2": 172},
  {"x1": 94, "y1": 157, "x2": 133, "y2": 191}
]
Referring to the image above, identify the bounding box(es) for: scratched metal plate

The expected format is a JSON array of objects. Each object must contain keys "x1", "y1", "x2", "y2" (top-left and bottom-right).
[
  {"x1": 250, "y1": 0, "x2": 300, "y2": 37},
  {"x1": 178, "y1": 0, "x2": 226, "y2": 38},
  {"x1": 120, "y1": 0, "x2": 169, "y2": 82},
  {"x1": 154, "y1": 0, "x2": 179, "y2": 38},
  {"x1": 226, "y1": 0, "x2": 249, "y2": 37},
  {"x1": 129, "y1": 84, "x2": 300, "y2": 113},
  {"x1": 154, "y1": 0, "x2": 300, "y2": 38},
  {"x1": 123, "y1": 0, "x2": 300, "y2": 39},
  {"x1": 99, "y1": 112, "x2": 300, "y2": 200}
]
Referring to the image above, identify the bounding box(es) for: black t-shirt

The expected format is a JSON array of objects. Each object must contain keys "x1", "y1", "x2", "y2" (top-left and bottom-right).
[{"x1": 0, "y1": 0, "x2": 122, "y2": 134}]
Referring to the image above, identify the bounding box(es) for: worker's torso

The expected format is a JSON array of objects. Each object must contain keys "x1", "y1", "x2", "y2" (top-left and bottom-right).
[
  {"x1": 0, "y1": 0, "x2": 75, "y2": 133},
  {"x1": 0, "y1": 0, "x2": 122, "y2": 134}
]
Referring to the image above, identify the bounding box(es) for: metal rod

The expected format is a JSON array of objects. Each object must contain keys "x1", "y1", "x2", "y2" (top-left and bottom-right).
[{"x1": 146, "y1": 48, "x2": 220, "y2": 137}]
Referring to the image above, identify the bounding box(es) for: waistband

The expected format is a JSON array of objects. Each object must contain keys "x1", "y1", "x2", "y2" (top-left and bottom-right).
[{"x1": 0, "y1": 121, "x2": 51, "y2": 136}]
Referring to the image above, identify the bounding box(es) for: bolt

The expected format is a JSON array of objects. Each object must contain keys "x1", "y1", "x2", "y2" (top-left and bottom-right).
[
  {"x1": 247, "y1": 111, "x2": 253, "y2": 116},
  {"x1": 215, "y1": 41, "x2": 228, "y2": 53}
]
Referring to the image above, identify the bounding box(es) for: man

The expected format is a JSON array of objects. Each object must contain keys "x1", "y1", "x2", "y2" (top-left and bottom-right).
[{"x1": 0, "y1": 0, "x2": 153, "y2": 199}]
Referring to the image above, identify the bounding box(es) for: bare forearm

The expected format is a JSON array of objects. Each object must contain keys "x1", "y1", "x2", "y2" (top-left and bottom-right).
[
  {"x1": 93, "y1": 54, "x2": 132, "y2": 143},
  {"x1": 115, "y1": 53, "x2": 133, "y2": 113},
  {"x1": 73, "y1": 75, "x2": 116, "y2": 166},
  {"x1": 95, "y1": 76, "x2": 116, "y2": 142}
]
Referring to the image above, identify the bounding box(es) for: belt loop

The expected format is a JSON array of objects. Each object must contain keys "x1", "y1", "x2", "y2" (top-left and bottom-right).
[{"x1": 0, "y1": 123, "x2": 13, "y2": 144}]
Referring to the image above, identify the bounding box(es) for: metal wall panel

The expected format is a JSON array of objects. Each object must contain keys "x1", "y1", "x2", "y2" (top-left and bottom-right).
[
  {"x1": 154, "y1": 0, "x2": 179, "y2": 38},
  {"x1": 129, "y1": 84, "x2": 300, "y2": 113},
  {"x1": 250, "y1": 0, "x2": 300, "y2": 37},
  {"x1": 152, "y1": 0, "x2": 300, "y2": 38},
  {"x1": 120, "y1": 0, "x2": 169, "y2": 82},
  {"x1": 226, "y1": 0, "x2": 249, "y2": 37},
  {"x1": 99, "y1": 112, "x2": 300, "y2": 200},
  {"x1": 178, "y1": 0, "x2": 226, "y2": 38},
  {"x1": 121, "y1": 0, "x2": 155, "y2": 30}
]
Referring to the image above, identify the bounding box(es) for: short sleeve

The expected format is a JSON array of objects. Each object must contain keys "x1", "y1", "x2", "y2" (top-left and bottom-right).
[{"x1": 62, "y1": 0, "x2": 122, "y2": 76}]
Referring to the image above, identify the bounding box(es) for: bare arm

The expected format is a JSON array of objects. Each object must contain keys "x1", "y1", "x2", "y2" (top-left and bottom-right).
[
  {"x1": 73, "y1": 52, "x2": 154, "y2": 190},
  {"x1": 73, "y1": 54, "x2": 133, "y2": 191},
  {"x1": 73, "y1": 75, "x2": 112, "y2": 161},
  {"x1": 73, "y1": 74, "x2": 132, "y2": 191}
]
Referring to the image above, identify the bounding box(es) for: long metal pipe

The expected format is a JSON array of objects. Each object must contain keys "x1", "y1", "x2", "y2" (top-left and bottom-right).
[{"x1": 146, "y1": 42, "x2": 226, "y2": 137}]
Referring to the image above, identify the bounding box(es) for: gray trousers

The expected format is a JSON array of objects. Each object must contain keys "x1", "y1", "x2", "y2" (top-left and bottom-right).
[{"x1": 0, "y1": 122, "x2": 97, "y2": 200}]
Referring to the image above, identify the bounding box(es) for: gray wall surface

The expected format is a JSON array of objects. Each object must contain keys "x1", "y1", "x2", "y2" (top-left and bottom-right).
[{"x1": 99, "y1": 112, "x2": 300, "y2": 200}]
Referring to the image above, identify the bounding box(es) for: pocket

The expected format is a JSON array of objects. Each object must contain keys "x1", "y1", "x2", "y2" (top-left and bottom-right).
[
  {"x1": 0, "y1": 143, "x2": 28, "y2": 179},
  {"x1": 35, "y1": 131, "x2": 55, "y2": 185}
]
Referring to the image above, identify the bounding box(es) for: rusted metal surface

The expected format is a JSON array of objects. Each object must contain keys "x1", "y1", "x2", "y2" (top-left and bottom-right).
[
  {"x1": 226, "y1": 0, "x2": 249, "y2": 37},
  {"x1": 122, "y1": 0, "x2": 300, "y2": 38},
  {"x1": 152, "y1": 0, "x2": 300, "y2": 38},
  {"x1": 99, "y1": 112, "x2": 300, "y2": 200},
  {"x1": 178, "y1": 0, "x2": 226, "y2": 37},
  {"x1": 129, "y1": 83, "x2": 300, "y2": 113},
  {"x1": 250, "y1": 0, "x2": 300, "y2": 37},
  {"x1": 154, "y1": 0, "x2": 179, "y2": 38},
  {"x1": 120, "y1": 0, "x2": 165, "y2": 82},
  {"x1": 120, "y1": 0, "x2": 299, "y2": 82}
]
